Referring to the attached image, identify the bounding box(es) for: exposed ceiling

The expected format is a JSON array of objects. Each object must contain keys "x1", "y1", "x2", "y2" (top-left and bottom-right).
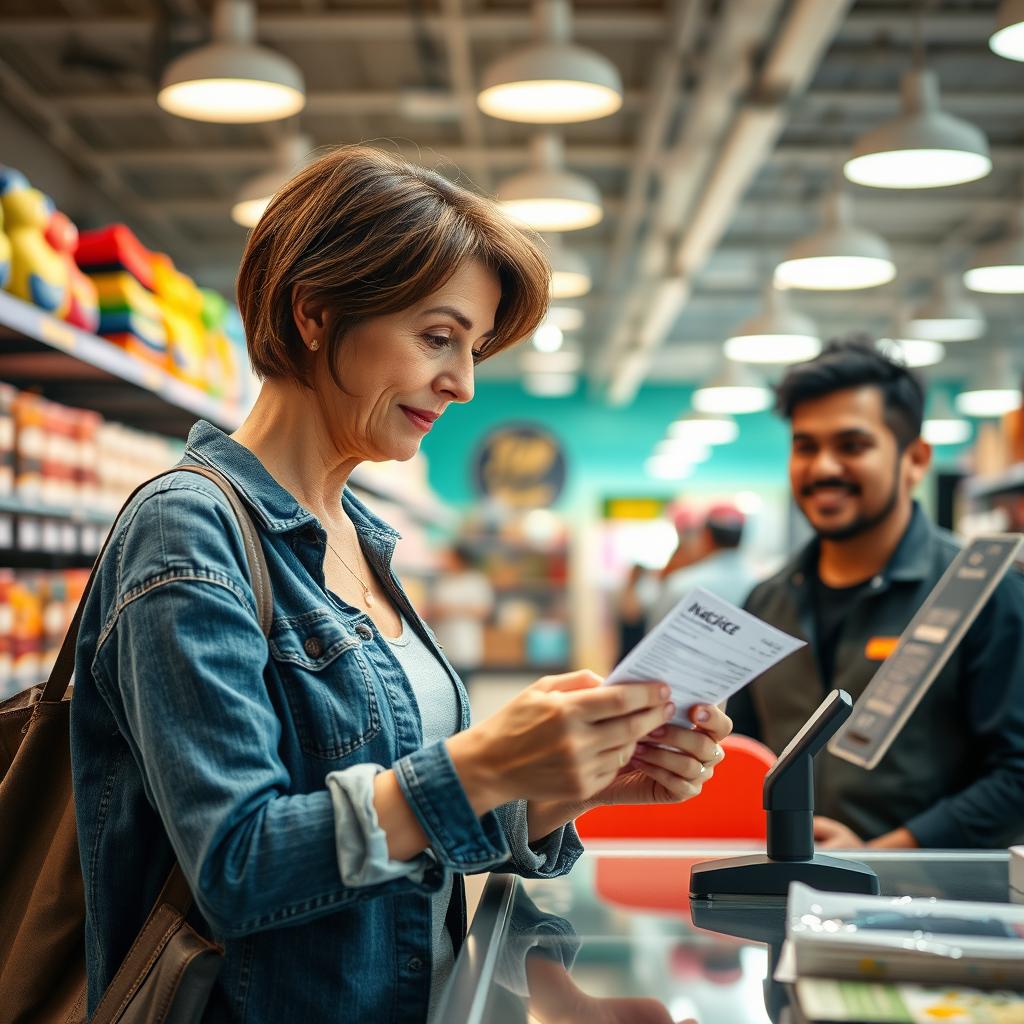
[{"x1": 1, "y1": 0, "x2": 1021, "y2": 403}]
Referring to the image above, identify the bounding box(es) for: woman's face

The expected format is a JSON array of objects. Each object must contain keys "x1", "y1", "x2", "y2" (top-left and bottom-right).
[{"x1": 312, "y1": 258, "x2": 501, "y2": 463}]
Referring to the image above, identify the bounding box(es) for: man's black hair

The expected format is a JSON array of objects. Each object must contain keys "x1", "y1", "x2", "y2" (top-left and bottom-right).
[
  {"x1": 708, "y1": 523, "x2": 743, "y2": 550},
  {"x1": 774, "y1": 334, "x2": 925, "y2": 449}
]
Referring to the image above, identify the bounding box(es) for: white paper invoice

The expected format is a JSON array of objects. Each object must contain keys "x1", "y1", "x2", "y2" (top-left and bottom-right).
[{"x1": 605, "y1": 586, "x2": 805, "y2": 725}]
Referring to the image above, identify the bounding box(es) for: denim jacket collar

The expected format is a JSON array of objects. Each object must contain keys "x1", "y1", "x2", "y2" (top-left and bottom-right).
[{"x1": 183, "y1": 419, "x2": 400, "y2": 542}]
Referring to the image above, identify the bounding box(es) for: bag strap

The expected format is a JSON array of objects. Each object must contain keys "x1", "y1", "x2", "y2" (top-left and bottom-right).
[
  {"x1": 41, "y1": 462, "x2": 273, "y2": 705},
  {"x1": 41, "y1": 462, "x2": 274, "y2": 927}
]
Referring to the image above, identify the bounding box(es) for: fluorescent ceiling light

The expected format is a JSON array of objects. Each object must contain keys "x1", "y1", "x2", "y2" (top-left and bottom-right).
[
  {"x1": 654, "y1": 439, "x2": 711, "y2": 463},
  {"x1": 922, "y1": 391, "x2": 970, "y2": 445},
  {"x1": 955, "y1": 349, "x2": 1022, "y2": 416},
  {"x1": 524, "y1": 372, "x2": 577, "y2": 397},
  {"x1": 477, "y1": 0, "x2": 622, "y2": 124},
  {"x1": 990, "y1": 0, "x2": 1024, "y2": 60},
  {"x1": 231, "y1": 133, "x2": 312, "y2": 227},
  {"x1": 724, "y1": 287, "x2": 821, "y2": 364},
  {"x1": 498, "y1": 132, "x2": 603, "y2": 231},
  {"x1": 158, "y1": 0, "x2": 305, "y2": 123},
  {"x1": 693, "y1": 364, "x2": 772, "y2": 415},
  {"x1": 844, "y1": 70, "x2": 990, "y2": 189},
  {"x1": 907, "y1": 273, "x2": 985, "y2": 341},
  {"x1": 545, "y1": 305, "x2": 584, "y2": 331},
  {"x1": 667, "y1": 413, "x2": 740, "y2": 446},
  {"x1": 774, "y1": 193, "x2": 896, "y2": 291},
  {"x1": 532, "y1": 322, "x2": 564, "y2": 352},
  {"x1": 877, "y1": 337, "x2": 946, "y2": 368},
  {"x1": 645, "y1": 456, "x2": 695, "y2": 481},
  {"x1": 964, "y1": 214, "x2": 1024, "y2": 293}
]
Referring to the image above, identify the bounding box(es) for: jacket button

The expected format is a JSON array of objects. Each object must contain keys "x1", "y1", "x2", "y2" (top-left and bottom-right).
[
  {"x1": 871, "y1": 575, "x2": 884, "y2": 589},
  {"x1": 355, "y1": 623, "x2": 374, "y2": 641},
  {"x1": 303, "y1": 636, "x2": 323, "y2": 657},
  {"x1": 406, "y1": 956, "x2": 424, "y2": 972}
]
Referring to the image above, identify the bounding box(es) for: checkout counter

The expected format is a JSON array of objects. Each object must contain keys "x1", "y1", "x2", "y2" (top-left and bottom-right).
[{"x1": 436, "y1": 844, "x2": 1011, "y2": 1024}]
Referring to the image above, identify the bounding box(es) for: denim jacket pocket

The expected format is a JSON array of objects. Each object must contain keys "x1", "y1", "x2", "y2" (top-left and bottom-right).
[{"x1": 269, "y1": 608, "x2": 381, "y2": 760}]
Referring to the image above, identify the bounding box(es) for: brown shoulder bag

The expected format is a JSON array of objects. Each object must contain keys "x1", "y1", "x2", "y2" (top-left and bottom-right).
[{"x1": 0, "y1": 464, "x2": 273, "y2": 1024}]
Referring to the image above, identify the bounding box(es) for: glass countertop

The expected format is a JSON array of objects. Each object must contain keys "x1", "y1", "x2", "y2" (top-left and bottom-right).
[{"x1": 437, "y1": 844, "x2": 1012, "y2": 1024}]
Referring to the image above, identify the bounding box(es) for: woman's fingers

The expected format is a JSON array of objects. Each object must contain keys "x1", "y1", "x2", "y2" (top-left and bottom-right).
[
  {"x1": 566, "y1": 680, "x2": 671, "y2": 723},
  {"x1": 629, "y1": 752, "x2": 702, "y2": 799},
  {"x1": 633, "y1": 743, "x2": 707, "y2": 782},
  {"x1": 594, "y1": 702, "x2": 676, "y2": 754},
  {"x1": 641, "y1": 724, "x2": 722, "y2": 765},
  {"x1": 688, "y1": 703, "x2": 732, "y2": 742}
]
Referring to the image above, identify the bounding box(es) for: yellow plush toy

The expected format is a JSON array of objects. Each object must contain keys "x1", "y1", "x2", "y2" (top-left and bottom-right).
[
  {"x1": 0, "y1": 167, "x2": 68, "y2": 315},
  {"x1": 0, "y1": 202, "x2": 10, "y2": 289}
]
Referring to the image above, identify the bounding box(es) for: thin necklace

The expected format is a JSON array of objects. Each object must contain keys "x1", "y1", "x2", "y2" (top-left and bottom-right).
[{"x1": 325, "y1": 538, "x2": 375, "y2": 608}]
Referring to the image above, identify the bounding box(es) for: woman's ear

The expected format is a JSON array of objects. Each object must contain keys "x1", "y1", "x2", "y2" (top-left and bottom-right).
[{"x1": 291, "y1": 284, "x2": 328, "y2": 350}]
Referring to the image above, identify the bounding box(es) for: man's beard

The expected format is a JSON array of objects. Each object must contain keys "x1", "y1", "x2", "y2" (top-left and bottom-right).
[{"x1": 801, "y1": 461, "x2": 902, "y2": 542}]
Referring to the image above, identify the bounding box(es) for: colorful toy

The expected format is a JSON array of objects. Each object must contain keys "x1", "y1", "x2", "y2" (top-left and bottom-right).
[
  {"x1": 44, "y1": 210, "x2": 99, "y2": 332},
  {"x1": 89, "y1": 271, "x2": 168, "y2": 368},
  {"x1": 151, "y1": 253, "x2": 208, "y2": 391},
  {"x1": 0, "y1": 202, "x2": 10, "y2": 290},
  {"x1": 200, "y1": 288, "x2": 242, "y2": 403},
  {"x1": 76, "y1": 223, "x2": 155, "y2": 290},
  {"x1": 0, "y1": 166, "x2": 68, "y2": 315}
]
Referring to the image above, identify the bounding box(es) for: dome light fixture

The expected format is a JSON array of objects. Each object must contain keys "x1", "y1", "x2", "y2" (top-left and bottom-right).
[
  {"x1": 545, "y1": 305, "x2": 584, "y2": 331},
  {"x1": 231, "y1": 133, "x2": 313, "y2": 227},
  {"x1": 520, "y1": 346, "x2": 581, "y2": 375},
  {"x1": 524, "y1": 372, "x2": 578, "y2": 397},
  {"x1": 907, "y1": 273, "x2": 986, "y2": 341},
  {"x1": 724, "y1": 287, "x2": 821, "y2": 364},
  {"x1": 547, "y1": 237, "x2": 591, "y2": 298},
  {"x1": 654, "y1": 439, "x2": 711, "y2": 464},
  {"x1": 774, "y1": 193, "x2": 896, "y2": 291},
  {"x1": 963, "y1": 211, "x2": 1024, "y2": 294},
  {"x1": 876, "y1": 336, "x2": 946, "y2": 368},
  {"x1": 498, "y1": 131, "x2": 603, "y2": 232},
  {"x1": 477, "y1": 0, "x2": 623, "y2": 124},
  {"x1": 693, "y1": 363, "x2": 772, "y2": 415},
  {"x1": 844, "y1": 69, "x2": 990, "y2": 189},
  {"x1": 532, "y1": 321, "x2": 564, "y2": 353},
  {"x1": 956, "y1": 349, "x2": 1022, "y2": 417},
  {"x1": 667, "y1": 412, "x2": 740, "y2": 446},
  {"x1": 158, "y1": 0, "x2": 305, "y2": 123},
  {"x1": 990, "y1": 0, "x2": 1024, "y2": 61},
  {"x1": 645, "y1": 456, "x2": 695, "y2": 481},
  {"x1": 922, "y1": 392, "x2": 971, "y2": 446}
]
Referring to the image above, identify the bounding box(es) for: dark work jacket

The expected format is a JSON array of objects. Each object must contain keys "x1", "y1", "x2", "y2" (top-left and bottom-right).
[{"x1": 729, "y1": 503, "x2": 1024, "y2": 848}]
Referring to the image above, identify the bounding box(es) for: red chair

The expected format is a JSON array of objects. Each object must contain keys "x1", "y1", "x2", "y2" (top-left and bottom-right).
[{"x1": 576, "y1": 733, "x2": 775, "y2": 841}]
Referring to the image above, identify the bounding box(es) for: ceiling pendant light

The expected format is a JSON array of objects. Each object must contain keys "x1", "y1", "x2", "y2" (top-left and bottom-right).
[
  {"x1": 724, "y1": 286, "x2": 821, "y2": 364},
  {"x1": 844, "y1": 69, "x2": 990, "y2": 189},
  {"x1": 907, "y1": 273, "x2": 986, "y2": 341},
  {"x1": 546, "y1": 236, "x2": 591, "y2": 298},
  {"x1": 498, "y1": 131, "x2": 603, "y2": 231},
  {"x1": 524, "y1": 373, "x2": 578, "y2": 397},
  {"x1": 692, "y1": 363, "x2": 772, "y2": 415},
  {"x1": 231, "y1": 133, "x2": 313, "y2": 227},
  {"x1": 532, "y1": 321, "x2": 564, "y2": 352},
  {"x1": 654, "y1": 439, "x2": 711, "y2": 464},
  {"x1": 963, "y1": 210, "x2": 1024, "y2": 294},
  {"x1": 520, "y1": 346, "x2": 582, "y2": 375},
  {"x1": 922, "y1": 392, "x2": 971, "y2": 446},
  {"x1": 477, "y1": 0, "x2": 623, "y2": 124},
  {"x1": 158, "y1": 0, "x2": 305, "y2": 123},
  {"x1": 645, "y1": 456, "x2": 695, "y2": 481},
  {"x1": 876, "y1": 336, "x2": 946, "y2": 368},
  {"x1": 990, "y1": 0, "x2": 1024, "y2": 61},
  {"x1": 545, "y1": 306, "x2": 584, "y2": 331},
  {"x1": 774, "y1": 193, "x2": 896, "y2": 291},
  {"x1": 667, "y1": 412, "x2": 740, "y2": 446},
  {"x1": 956, "y1": 349, "x2": 1022, "y2": 417}
]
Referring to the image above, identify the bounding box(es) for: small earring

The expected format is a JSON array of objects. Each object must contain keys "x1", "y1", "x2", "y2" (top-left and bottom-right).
[{"x1": 309, "y1": 338, "x2": 320, "y2": 351}]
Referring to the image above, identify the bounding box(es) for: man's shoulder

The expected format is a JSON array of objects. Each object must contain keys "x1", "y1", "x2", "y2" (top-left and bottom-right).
[{"x1": 743, "y1": 559, "x2": 799, "y2": 613}]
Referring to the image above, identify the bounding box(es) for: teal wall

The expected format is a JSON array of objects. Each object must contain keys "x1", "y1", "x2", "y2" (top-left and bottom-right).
[{"x1": 421, "y1": 379, "x2": 974, "y2": 512}]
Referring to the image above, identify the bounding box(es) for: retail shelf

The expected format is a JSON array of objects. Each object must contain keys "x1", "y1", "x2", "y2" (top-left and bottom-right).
[
  {"x1": 348, "y1": 474, "x2": 455, "y2": 530},
  {"x1": 0, "y1": 493, "x2": 113, "y2": 526},
  {"x1": 0, "y1": 291, "x2": 243, "y2": 438},
  {"x1": 963, "y1": 463, "x2": 1024, "y2": 500}
]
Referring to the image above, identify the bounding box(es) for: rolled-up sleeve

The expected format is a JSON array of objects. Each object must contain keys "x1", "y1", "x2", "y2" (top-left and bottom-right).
[{"x1": 490, "y1": 801, "x2": 583, "y2": 879}]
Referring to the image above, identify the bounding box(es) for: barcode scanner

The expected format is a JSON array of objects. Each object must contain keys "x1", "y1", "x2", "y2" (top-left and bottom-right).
[{"x1": 689, "y1": 689, "x2": 880, "y2": 899}]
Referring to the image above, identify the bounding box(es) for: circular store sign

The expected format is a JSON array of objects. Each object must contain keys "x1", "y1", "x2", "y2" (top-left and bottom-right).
[{"x1": 473, "y1": 424, "x2": 567, "y2": 509}]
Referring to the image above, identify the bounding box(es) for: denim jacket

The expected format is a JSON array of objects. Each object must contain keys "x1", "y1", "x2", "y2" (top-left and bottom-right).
[{"x1": 71, "y1": 420, "x2": 582, "y2": 1023}]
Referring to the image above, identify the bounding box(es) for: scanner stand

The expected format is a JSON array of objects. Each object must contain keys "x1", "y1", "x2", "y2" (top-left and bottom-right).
[{"x1": 689, "y1": 690, "x2": 880, "y2": 899}]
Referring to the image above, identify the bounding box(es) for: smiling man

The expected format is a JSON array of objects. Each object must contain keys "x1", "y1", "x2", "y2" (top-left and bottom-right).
[{"x1": 728, "y1": 337, "x2": 1024, "y2": 850}]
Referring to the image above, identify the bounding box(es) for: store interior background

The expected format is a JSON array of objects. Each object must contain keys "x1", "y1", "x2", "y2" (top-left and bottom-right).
[{"x1": 1, "y1": 0, "x2": 1022, "y2": 721}]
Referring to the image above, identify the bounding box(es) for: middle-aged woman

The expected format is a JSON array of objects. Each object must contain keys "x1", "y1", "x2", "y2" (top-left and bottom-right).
[{"x1": 71, "y1": 145, "x2": 732, "y2": 1024}]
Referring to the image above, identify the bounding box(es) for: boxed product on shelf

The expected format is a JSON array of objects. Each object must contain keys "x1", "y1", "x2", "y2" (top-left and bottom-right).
[{"x1": 0, "y1": 382, "x2": 14, "y2": 495}]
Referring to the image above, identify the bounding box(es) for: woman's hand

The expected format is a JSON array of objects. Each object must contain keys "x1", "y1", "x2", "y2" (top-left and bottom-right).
[
  {"x1": 446, "y1": 671, "x2": 675, "y2": 815},
  {"x1": 585, "y1": 703, "x2": 732, "y2": 810}
]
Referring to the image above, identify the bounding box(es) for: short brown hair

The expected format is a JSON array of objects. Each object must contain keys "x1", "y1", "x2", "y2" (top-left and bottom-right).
[{"x1": 237, "y1": 145, "x2": 551, "y2": 386}]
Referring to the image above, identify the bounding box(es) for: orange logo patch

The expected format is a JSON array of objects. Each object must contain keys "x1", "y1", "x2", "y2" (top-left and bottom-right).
[{"x1": 865, "y1": 636, "x2": 899, "y2": 660}]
